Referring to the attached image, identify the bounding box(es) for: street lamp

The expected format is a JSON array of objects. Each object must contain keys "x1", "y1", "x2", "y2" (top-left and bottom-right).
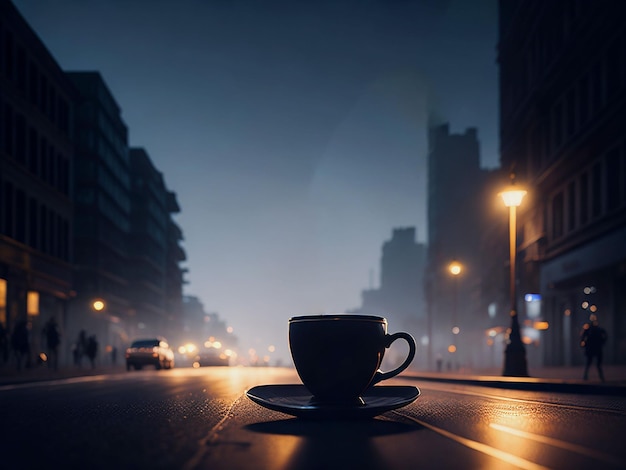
[
  {"x1": 92, "y1": 299, "x2": 106, "y2": 312},
  {"x1": 448, "y1": 261, "x2": 462, "y2": 333},
  {"x1": 499, "y1": 179, "x2": 529, "y2": 377}
]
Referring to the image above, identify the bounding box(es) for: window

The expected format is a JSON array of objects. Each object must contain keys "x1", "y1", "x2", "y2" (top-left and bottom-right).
[
  {"x1": 606, "y1": 36, "x2": 622, "y2": 97},
  {"x1": 29, "y1": 62, "x2": 38, "y2": 105},
  {"x1": 592, "y1": 162, "x2": 603, "y2": 217},
  {"x1": 579, "y1": 76, "x2": 589, "y2": 124},
  {"x1": 40, "y1": 205, "x2": 48, "y2": 254},
  {"x1": 28, "y1": 198, "x2": 38, "y2": 248},
  {"x1": 580, "y1": 172, "x2": 589, "y2": 225},
  {"x1": 28, "y1": 128, "x2": 38, "y2": 175},
  {"x1": 16, "y1": 189, "x2": 26, "y2": 243},
  {"x1": 15, "y1": 113, "x2": 26, "y2": 165},
  {"x1": 40, "y1": 136, "x2": 48, "y2": 182},
  {"x1": 16, "y1": 46, "x2": 26, "y2": 93},
  {"x1": 3, "y1": 103, "x2": 13, "y2": 155},
  {"x1": 567, "y1": 181, "x2": 576, "y2": 231},
  {"x1": 566, "y1": 89, "x2": 576, "y2": 136},
  {"x1": 592, "y1": 60, "x2": 604, "y2": 114},
  {"x1": 4, "y1": 31, "x2": 14, "y2": 80},
  {"x1": 552, "y1": 192, "x2": 564, "y2": 239},
  {"x1": 606, "y1": 147, "x2": 621, "y2": 210},
  {"x1": 3, "y1": 182, "x2": 13, "y2": 237},
  {"x1": 553, "y1": 101, "x2": 563, "y2": 148}
]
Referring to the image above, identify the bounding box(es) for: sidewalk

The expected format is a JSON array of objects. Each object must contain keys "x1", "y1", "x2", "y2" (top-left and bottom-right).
[{"x1": 404, "y1": 364, "x2": 626, "y2": 396}]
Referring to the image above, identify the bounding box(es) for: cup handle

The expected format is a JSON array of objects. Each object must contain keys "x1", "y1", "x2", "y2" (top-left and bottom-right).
[{"x1": 371, "y1": 332, "x2": 416, "y2": 385}]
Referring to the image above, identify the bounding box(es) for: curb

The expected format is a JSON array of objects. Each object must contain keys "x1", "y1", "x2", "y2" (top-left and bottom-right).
[{"x1": 402, "y1": 373, "x2": 626, "y2": 396}]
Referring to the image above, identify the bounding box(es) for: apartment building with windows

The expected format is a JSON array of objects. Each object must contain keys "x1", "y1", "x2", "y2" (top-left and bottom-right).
[
  {"x1": 0, "y1": 0, "x2": 75, "y2": 360},
  {"x1": 498, "y1": 0, "x2": 626, "y2": 365}
]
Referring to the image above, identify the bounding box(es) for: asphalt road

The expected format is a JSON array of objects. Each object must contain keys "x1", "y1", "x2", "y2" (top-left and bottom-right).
[{"x1": 1, "y1": 367, "x2": 625, "y2": 470}]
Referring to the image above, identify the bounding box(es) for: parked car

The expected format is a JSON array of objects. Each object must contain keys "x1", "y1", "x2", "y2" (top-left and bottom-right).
[{"x1": 126, "y1": 337, "x2": 175, "y2": 371}]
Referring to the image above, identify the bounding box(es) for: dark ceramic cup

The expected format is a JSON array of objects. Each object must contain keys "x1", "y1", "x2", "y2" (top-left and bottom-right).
[{"x1": 288, "y1": 314, "x2": 416, "y2": 405}]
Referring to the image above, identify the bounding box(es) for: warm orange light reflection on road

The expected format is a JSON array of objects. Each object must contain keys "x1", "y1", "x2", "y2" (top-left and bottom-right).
[{"x1": 489, "y1": 423, "x2": 622, "y2": 467}]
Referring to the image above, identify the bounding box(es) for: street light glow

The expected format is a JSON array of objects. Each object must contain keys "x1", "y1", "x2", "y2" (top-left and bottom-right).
[
  {"x1": 92, "y1": 299, "x2": 105, "y2": 311},
  {"x1": 499, "y1": 188, "x2": 527, "y2": 207},
  {"x1": 449, "y1": 261, "x2": 462, "y2": 276}
]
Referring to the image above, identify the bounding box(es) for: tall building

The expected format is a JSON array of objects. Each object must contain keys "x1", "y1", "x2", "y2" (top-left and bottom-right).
[
  {"x1": 66, "y1": 71, "x2": 133, "y2": 355},
  {"x1": 1, "y1": 2, "x2": 188, "y2": 366},
  {"x1": 424, "y1": 123, "x2": 492, "y2": 370},
  {"x1": 0, "y1": 0, "x2": 75, "y2": 362},
  {"x1": 498, "y1": 1, "x2": 626, "y2": 366},
  {"x1": 164, "y1": 192, "x2": 185, "y2": 339},
  {"x1": 129, "y1": 147, "x2": 185, "y2": 340},
  {"x1": 360, "y1": 227, "x2": 427, "y2": 368}
]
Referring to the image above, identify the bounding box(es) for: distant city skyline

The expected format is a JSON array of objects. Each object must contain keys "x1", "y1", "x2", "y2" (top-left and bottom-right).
[{"x1": 14, "y1": 0, "x2": 499, "y2": 364}]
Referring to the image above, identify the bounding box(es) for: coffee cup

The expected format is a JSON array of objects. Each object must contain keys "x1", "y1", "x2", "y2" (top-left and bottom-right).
[{"x1": 288, "y1": 314, "x2": 416, "y2": 404}]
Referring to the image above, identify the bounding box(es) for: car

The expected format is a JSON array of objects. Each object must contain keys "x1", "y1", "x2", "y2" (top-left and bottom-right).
[
  {"x1": 126, "y1": 337, "x2": 175, "y2": 371},
  {"x1": 193, "y1": 352, "x2": 229, "y2": 367}
]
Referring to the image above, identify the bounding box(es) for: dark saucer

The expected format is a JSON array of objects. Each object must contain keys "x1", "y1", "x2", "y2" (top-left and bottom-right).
[{"x1": 245, "y1": 384, "x2": 420, "y2": 419}]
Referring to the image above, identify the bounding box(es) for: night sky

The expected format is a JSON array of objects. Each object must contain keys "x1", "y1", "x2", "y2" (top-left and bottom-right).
[{"x1": 14, "y1": 0, "x2": 499, "y2": 364}]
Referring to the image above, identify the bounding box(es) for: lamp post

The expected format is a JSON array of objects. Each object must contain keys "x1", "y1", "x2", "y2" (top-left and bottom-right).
[
  {"x1": 448, "y1": 260, "x2": 462, "y2": 335},
  {"x1": 499, "y1": 181, "x2": 529, "y2": 377},
  {"x1": 448, "y1": 261, "x2": 462, "y2": 367}
]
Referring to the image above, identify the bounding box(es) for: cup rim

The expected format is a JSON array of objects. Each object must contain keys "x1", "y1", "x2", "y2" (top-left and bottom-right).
[{"x1": 289, "y1": 314, "x2": 387, "y2": 323}]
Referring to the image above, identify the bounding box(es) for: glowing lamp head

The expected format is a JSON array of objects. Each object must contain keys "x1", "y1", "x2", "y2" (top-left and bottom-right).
[
  {"x1": 92, "y1": 299, "x2": 105, "y2": 312},
  {"x1": 449, "y1": 261, "x2": 462, "y2": 276},
  {"x1": 499, "y1": 188, "x2": 527, "y2": 207}
]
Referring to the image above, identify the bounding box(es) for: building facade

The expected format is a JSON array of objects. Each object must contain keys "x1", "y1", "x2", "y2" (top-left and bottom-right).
[
  {"x1": 498, "y1": 0, "x2": 626, "y2": 366},
  {"x1": 1, "y1": 2, "x2": 188, "y2": 367},
  {"x1": 424, "y1": 123, "x2": 495, "y2": 370},
  {"x1": 129, "y1": 147, "x2": 185, "y2": 341},
  {"x1": 67, "y1": 71, "x2": 134, "y2": 358},
  {"x1": 1, "y1": 0, "x2": 75, "y2": 364}
]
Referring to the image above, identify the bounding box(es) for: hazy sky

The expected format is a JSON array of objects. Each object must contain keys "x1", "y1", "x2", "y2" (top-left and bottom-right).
[{"x1": 14, "y1": 0, "x2": 499, "y2": 364}]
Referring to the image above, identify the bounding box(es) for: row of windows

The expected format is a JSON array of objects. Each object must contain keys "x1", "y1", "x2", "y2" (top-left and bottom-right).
[
  {"x1": 550, "y1": 34, "x2": 624, "y2": 149},
  {"x1": 1, "y1": 101, "x2": 70, "y2": 196},
  {"x1": 527, "y1": 30, "x2": 625, "y2": 176},
  {"x1": 97, "y1": 190, "x2": 131, "y2": 234},
  {"x1": 521, "y1": 0, "x2": 591, "y2": 94},
  {"x1": 503, "y1": 4, "x2": 624, "y2": 132},
  {"x1": 550, "y1": 142, "x2": 625, "y2": 240},
  {"x1": 1, "y1": 180, "x2": 71, "y2": 262},
  {"x1": 97, "y1": 136, "x2": 131, "y2": 192},
  {"x1": 1, "y1": 27, "x2": 71, "y2": 135},
  {"x1": 97, "y1": 109, "x2": 128, "y2": 164},
  {"x1": 502, "y1": 0, "x2": 590, "y2": 116}
]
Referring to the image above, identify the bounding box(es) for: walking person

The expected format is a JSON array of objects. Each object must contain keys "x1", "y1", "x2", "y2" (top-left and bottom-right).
[
  {"x1": 580, "y1": 314, "x2": 608, "y2": 382},
  {"x1": 76, "y1": 329, "x2": 88, "y2": 367},
  {"x1": 86, "y1": 334, "x2": 98, "y2": 369},
  {"x1": 42, "y1": 317, "x2": 61, "y2": 371}
]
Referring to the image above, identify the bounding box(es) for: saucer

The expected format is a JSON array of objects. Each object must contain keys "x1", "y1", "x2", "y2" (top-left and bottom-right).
[{"x1": 246, "y1": 384, "x2": 420, "y2": 419}]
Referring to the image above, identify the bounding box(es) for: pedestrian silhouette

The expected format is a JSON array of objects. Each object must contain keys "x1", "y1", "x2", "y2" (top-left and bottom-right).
[
  {"x1": 42, "y1": 317, "x2": 61, "y2": 370},
  {"x1": 580, "y1": 314, "x2": 608, "y2": 382},
  {"x1": 76, "y1": 329, "x2": 88, "y2": 366},
  {"x1": 111, "y1": 346, "x2": 117, "y2": 365},
  {"x1": 86, "y1": 335, "x2": 98, "y2": 369},
  {"x1": 436, "y1": 354, "x2": 443, "y2": 372},
  {"x1": 11, "y1": 320, "x2": 31, "y2": 371}
]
